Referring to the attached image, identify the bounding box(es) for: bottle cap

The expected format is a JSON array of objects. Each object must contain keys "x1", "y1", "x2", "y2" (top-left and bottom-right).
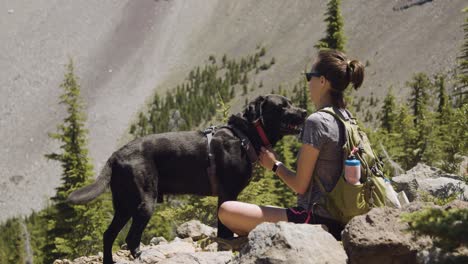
[{"x1": 345, "y1": 158, "x2": 360, "y2": 166}]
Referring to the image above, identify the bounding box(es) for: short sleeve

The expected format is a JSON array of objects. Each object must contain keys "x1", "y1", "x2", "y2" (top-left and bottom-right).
[{"x1": 299, "y1": 113, "x2": 331, "y2": 149}]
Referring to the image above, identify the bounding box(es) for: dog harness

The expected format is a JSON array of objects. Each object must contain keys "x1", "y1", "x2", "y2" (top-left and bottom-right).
[{"x1": 203, "y1": 125, "x2": 259, "y2": 196}]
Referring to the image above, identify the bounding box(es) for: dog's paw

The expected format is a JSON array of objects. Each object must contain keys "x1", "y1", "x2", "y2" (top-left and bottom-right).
[{"x1": 130, "y1": 247, "x2": 142, "y2": 259}]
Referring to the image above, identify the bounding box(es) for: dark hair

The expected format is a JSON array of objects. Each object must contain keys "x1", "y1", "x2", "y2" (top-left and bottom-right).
[{"x1": 313, "y1": 49, "x2": 365, "y2": 108}]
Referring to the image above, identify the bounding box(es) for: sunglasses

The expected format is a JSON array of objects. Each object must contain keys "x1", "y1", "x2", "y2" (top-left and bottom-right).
[{"x1": 303, "y1": 71, "x2": 321, "y2": 82}]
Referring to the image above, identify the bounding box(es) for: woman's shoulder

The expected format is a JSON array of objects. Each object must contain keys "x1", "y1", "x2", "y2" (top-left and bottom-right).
[
  {"x1": 307, "y1": 107, "x2": 350, "y2": 123},
  {"x1": 301, "y1": 108, "x2": 348, "y2": 147},
  {"x1": 301, "y1": 111, "x2": 336, "y2": 140},
  {"x1": 306, "y1": 109, "x2": 340, "y2": 125}
]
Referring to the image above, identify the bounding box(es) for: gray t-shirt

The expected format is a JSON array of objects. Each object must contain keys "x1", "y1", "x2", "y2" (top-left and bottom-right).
[{"x1": 296, "y1": 106, "x2": 350, "y2": 217}]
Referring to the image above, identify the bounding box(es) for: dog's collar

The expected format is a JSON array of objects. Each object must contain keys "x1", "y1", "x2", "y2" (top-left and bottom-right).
[
  {"x1": 252, "y1": 119, "x2": 272, "y2": 149},
  {"x1": 226, "y1": 125, "x2": 259, "y2": 164}
]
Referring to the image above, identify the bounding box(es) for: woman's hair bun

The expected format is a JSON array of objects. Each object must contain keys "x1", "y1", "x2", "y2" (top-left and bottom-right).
[{"x1": 348, "y1": 60, "x2": 364, "y2": 90}]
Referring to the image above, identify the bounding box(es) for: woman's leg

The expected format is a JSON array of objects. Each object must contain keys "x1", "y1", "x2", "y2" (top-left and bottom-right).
[{"x1": 218, "y1": 201, "x2": 288, "y2": 236}]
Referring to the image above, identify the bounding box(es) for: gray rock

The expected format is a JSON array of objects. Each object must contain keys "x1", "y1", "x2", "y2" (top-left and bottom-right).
[
  {"x1": 233, "y1": 222, "x2": 347, "y2": 264},
  {"x1": 138, "y1": 248, "x2": 166, "y2": 263},
  {"x1": 150, "y1": 236, "x2": 168, "y2": 246},
  {"x1": 393, "y1": 176, "x2": 420, "y2": 201},
  {"x1": 342, "y1": 200, "x2": 468, "y2": 264},
  {"x1": 148, "y1": 241, "x2": 196, "y2": 257},
  {"x1": 66, "y1": 255, "x2": 104, "y2": 264},
  {"x1": 203, "y1": 242, "x2": 218, "y2": 252},
  {"x1": 342, "y1": 204, "x2": 431, "y2": 264},
  {"x1": 182, "y1": 237, "x2": 193, "y2": 243},
  {"x1": 176, "y1": 220, "x2": 216, "y2": 241},
  {"x1": 443, "y1": 199, "x2": 468, "y2": 210},
  {"x1": 392, "y1": 163, "x2": 468, "y2": 201},
  {"x1": 157, "y1": 252, "x2": 233, "y2": 264}
]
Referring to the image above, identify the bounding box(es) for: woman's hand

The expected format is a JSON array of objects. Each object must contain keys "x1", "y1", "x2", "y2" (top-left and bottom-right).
[{"x1": 258, "y1": 146, "x2": 278, "y2": 171}]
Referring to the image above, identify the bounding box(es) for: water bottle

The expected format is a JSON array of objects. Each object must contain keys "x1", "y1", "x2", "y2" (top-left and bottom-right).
[
  {"x1": 383, "y1": 177, "x2": 401, "y2": 208},
  {"x1": 344, "y1": 156, "x2": 361, "y2": 185}
]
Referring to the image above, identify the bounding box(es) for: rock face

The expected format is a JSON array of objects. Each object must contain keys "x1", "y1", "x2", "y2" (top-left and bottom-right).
[
  {"x1": 54, "y1": 220, "x2": 348, "y2": 264},
  {"x1": 157, "y1": 252, "x2": 233, "y2": 264},
  {"x1": 51, "y1": 164, "x2": 468, "y2": 264},
  {"x1": 342, "y1": 203, "x2": 432, "y2": 264},
  {"x1": 392, "y1": 163, "x2": 468, "y2": 202},
  {"x1": 53, "y1": 220, "x2": 231, "y2": 264},
  {"x1": 342, "y1": 200, "x2": 468, "y2": 264},
  {"x1": 232, "y1": 222, "x2": 347, "y2": 264},
  {"x1": 54, "y1": 197, "x2": 468, "y2": 264}
]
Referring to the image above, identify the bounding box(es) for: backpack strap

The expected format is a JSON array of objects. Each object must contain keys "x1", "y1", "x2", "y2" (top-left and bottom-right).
[
  {"x1": 319, "y1": 106, "x2": 355, "y2": 124},
  {"x1": 319, "y1": 107, "x2": 372, "y2": 181},
  {"x1": 203, "y1": 126, "x2": 219, "y2": 196},
  {"x1": 311, "y1": 107, "x2": 360, "y2": 195}
]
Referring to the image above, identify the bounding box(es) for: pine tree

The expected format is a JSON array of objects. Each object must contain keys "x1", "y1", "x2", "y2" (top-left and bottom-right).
[
  {"x1": 441, "y1": 103, "x2": 468, "y2": 173},
  {"x1": 392, "y1": 105, "x2": 418, "y2": 170},
  {"x1": 272, "y1": 136, "x2": 301, "y2": 207},
  {"x1": 380, "y1": 88, "x2": 397, "y2": 133},
  {"x1": 406, "y1": 74, "x2": 434, "y2": 166},
  {"x1": 454, "y1": 7, "x2": 468, "y2": 106},
  {"x1": 238, "y1": 166, "x2": 279, "y2": 206},
  {"x1": 314, "y1": 0, "x2": 346, "y2": 51},
  {"x1": 422, "y1": 74, "x2": 453, "y2": 167},
  {"x1": 26, "y1": 211, "x2": 48, "y2": 264},
  {"x1": 407, "y1": 73, "x2": 432, "y2": 125},
  {"x1": 435, "y1": 74, "x2": 450, "y2": 117},
  {"x1": 401, "y1": 207, "x2": 468, "y2": 252},
  {"x1": 0, "y1": 218, "x2": 24, "y2": 263},
  {"x1": 42, "y1": 59, "x2": 110, "y2": 262},
  {"x1": 291, "y1": 79, "x2": 312, "y2": 113}
]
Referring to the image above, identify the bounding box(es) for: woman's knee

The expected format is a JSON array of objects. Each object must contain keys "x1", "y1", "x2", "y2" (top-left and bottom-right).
[{"x1": 218, "y1": 201, "x2": 237, "y2": 222}]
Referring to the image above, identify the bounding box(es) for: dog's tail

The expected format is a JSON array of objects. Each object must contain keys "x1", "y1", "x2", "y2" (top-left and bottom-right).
[{"x1": 67, "y1": 156, "x2": 114, "y2": 205}]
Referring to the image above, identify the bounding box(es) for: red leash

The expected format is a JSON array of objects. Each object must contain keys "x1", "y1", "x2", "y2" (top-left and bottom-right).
[{"x1": 253, "y1": 119, "x2": 272, "y2": 149}]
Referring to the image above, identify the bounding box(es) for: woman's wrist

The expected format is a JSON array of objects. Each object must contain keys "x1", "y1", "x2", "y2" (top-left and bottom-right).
[{"x1": 272, "y1": 161, "x2": 283, "y2": 173}]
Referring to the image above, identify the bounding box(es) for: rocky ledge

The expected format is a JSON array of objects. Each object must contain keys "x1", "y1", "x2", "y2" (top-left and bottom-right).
[{"x1": 55, "y1": 163, "x2": 468, "y2": 264}]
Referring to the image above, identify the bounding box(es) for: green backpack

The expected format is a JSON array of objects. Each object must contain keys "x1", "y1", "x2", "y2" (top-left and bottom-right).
[{"x1": 313, "y1": 107, "x2": 390, "y2": 225}]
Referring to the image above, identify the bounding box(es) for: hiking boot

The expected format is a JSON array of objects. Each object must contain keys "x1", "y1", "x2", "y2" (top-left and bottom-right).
[{"x1": 213, "y1": 236, "x2": 249, "y2": 251}]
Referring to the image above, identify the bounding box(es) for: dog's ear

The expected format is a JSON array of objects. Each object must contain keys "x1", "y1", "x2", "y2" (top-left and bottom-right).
[{"x1": 243, "y1": 95, "x2": 265, "y2": 122}]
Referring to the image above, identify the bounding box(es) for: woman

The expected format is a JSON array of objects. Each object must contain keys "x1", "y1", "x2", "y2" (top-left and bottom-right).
[{"x1": 218, "y1": 49, "x2": 365, "y2": 241}]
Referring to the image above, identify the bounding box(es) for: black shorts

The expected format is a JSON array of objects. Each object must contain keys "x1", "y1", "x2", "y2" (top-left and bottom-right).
[{"x1": 286, "y1": 206, "x2": 345, "y2": 240}]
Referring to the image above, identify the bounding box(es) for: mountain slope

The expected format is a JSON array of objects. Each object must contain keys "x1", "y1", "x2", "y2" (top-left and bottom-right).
[{"x1": 0, "y1": 0, "x2": 465, "y2": 221}]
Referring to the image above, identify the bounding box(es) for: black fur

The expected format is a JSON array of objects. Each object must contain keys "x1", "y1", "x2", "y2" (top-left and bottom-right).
[{"x1": 67, "y1": 94, "x2": 306, "y2": 264}]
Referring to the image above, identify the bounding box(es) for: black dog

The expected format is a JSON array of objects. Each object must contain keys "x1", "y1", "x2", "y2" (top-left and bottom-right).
[{"x1": 67, "y1": 94, "x2": 306, "y2": 264}]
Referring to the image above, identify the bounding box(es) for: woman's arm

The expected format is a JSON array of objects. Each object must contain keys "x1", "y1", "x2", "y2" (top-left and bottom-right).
[{"x1": 259, "y1": 144, "x2": 320, "y2": 195}]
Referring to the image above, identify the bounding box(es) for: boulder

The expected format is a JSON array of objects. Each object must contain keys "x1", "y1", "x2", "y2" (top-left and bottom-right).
[
  {"x1": 392, "y1": 163, "x2": 468, "y2": 201},
  {"x1": 138, "y1": 247, "x2": 166, "y2": 263},
  {"x1": 203, "y1": 242, "x2": 218, "y2": 252},
  {"x1": 157, "y1": 252, "x2": 233, "y2": 264},
  {"x1": 233, "y1": 222, "x2": 347, "y2": 264},
  {"x1": 143, "y1": 241, "x2": 196, "y2": 258},
  {"x1": 149, "y1": 236, "x2": 168, "y2": 246},
  {"x1": 175, "y1": 220, "x2": 217, "y2": 241},
  {"x1": 342, "y1": 200, "x2": 468, "y2": 264},
  {"x1": 342, "y1": 203, "x2": 432, "y2": 264}
]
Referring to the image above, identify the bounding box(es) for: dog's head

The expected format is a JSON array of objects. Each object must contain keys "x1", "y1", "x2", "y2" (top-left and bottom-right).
[{"x1": 242, "y1": 94, "x2": 307, "y2": 144}]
